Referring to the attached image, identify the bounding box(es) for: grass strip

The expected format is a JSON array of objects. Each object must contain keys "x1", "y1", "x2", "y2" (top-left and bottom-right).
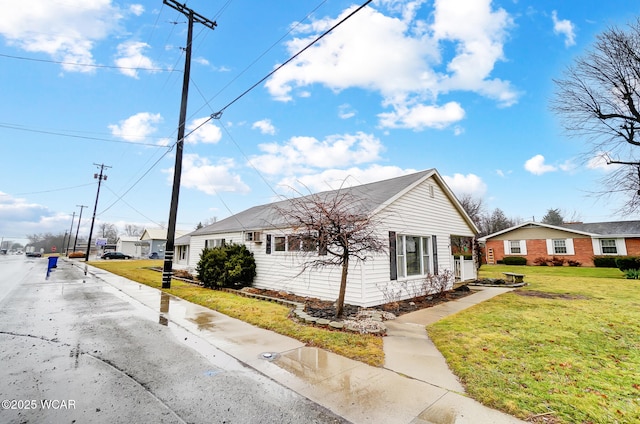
[{"x1": 89, "y1": 259, "x2": 383, "y2": 366}]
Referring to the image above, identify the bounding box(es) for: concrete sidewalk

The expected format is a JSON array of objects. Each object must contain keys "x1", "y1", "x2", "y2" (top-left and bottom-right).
[{"x1": 81, "y1": 262, "x2": 525, "y2": 424}]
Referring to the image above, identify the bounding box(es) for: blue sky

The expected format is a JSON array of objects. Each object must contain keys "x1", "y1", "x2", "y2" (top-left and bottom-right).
[{"x1": 1, "y1": 0, "x2": 638, "y2": 246}]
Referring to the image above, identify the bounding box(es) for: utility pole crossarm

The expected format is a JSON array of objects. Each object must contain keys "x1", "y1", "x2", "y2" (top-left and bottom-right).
[{"x1": 163, "y1": 0, "x2": 217, "y2": 29}]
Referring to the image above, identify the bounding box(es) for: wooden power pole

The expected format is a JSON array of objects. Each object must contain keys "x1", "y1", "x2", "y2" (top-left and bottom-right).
[{"x1": 162, "y1": 0, "x2": 216, "y2": 289}]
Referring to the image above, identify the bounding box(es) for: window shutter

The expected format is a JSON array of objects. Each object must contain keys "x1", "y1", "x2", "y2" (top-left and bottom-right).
[
  {"x1": 389, "y1": 231, "x2": 397, "y2": 281},
  {"x1": 503, "y1": 240, "x2": 510, "y2": 254},
  {"x1": 545, "y1": 239, "x2": 553, "y2": 255},
  {"x1": 520, "y1": 240, "x2": 528, "y2": 255},
  {"x1": 432, "y1": 235, "x2": 438, "y2": 275},
  {"x1": 318, "y1": 230, "x2": 327, "y2": 256},
  {"x1": 266, "y1": 234, "x2": 272, "y2": 254},
  {"x1": 566, "y1": 238, "x2": 574, "y2": 255}
]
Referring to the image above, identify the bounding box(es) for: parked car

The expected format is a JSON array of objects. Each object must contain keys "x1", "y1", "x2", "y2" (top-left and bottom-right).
[
  {"x1": 148, "y1": 252, "x2": 160, "y2": 259},
  {"x1": 25, "y1": 252, "x2": 42, "y2": 258},
  {"x1": 101, "y1": 252, "x2": 132, "y2": 260}
]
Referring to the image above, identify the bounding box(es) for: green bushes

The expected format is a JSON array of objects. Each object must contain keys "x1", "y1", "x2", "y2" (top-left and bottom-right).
[
  {"x1": 593, "y1": 256, "x2": 621, "y2": 268},
  {"x1": 502, "y1": 256, "x2": 527, "y2": 265},
  {"x1": 196, "y1": 244, "x2": 256, "y2": 289},
  {"x1": 614, "y1": 256, "x2": 640, "y2": 271}
]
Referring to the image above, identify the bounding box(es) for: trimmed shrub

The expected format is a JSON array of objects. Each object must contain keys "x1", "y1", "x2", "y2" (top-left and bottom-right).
[
  {"x1": 196, "y1": 244, "x2": 256, "y2": 289},
  {"x1": 567, "y1": 260, "x2": 581, "y2": 267},
  {"x1": 502, "y1": 256, "x2": 527, "y2": 265},
  {"x1": 533, "y1": 257, "x2": 550, "y2": 266},
  {"x1": 615, "y1": 256, "x2": 640, "y2": 271},
  {"x1": 550, "y1": 256, "x2": 565, "y2": 266},
  {"x1": 593, "y1": 256, "x2": 621, "y2": 268}
]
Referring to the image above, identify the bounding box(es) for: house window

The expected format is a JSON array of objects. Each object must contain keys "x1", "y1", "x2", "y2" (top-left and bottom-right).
[
  {"x1": 600, "y1": 239, "x2": 617, "y2": 254},
  {"x1": 509, "y1": 240, "x2": 521, "y2": 254},
  {"x1": 205, "y1": 239, "x2": 225, "y2": 249},
  {"x1": 396, "y1": 234, "x2": 431, "y2": 278},
  {"x1": 553, "y1": 239, "x2": 567, "y2": 254},
  {"x1": 274, "y1": 236, "x2": 286, "y2": 252}
]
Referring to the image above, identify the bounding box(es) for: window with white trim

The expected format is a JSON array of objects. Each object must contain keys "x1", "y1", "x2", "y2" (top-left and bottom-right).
[
  {"x1": 396, "y1": 234, "x2": 431, "y2": 278},
  {"x1": 509, "y1": 240, "x2": 521, "y2": 254},
  {"x1": 600, "y1": 239, "x2": 617, "y2": 254},
  {"x1": 553, "y1": 239, "x2": 567, "y2": 254},
  {"x1": 205, "y1": 239, "x2": 225, "y2": 248}
]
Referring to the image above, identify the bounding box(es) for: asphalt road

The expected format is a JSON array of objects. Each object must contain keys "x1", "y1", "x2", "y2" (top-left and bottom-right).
[{"x1": 0, "y1": 255, "x2": 348, "y2": 424}]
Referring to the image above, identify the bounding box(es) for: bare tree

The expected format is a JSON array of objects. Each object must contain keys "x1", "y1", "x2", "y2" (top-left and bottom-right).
[
  {"x1": 276, "y1": 190, "x2": 387, "y2": 318},
  {"x1": 552, "y1": 18, "x2": 640, "y2": 212},
  {"x1": 458, "y1": 194, "x2": 484, "y2": 228},
  {"x1": 123, "y1": 224, "x2": 143, "y2": 236},
  {"x1": 98, "y1": 223, "x2": 118, "y2": 244},
  {"x1": 478, "y1": 208, "x2": 518, "y2": 236}
]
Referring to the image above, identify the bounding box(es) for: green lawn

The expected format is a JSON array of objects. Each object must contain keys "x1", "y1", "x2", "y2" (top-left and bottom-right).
[{"x1": 428, "y1": 265, "x2": 640, "y2": 424}]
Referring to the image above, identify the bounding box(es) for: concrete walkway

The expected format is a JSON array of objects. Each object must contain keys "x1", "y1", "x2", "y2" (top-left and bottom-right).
[{"x1": 79, "y1": 262, "x2": 525, "y2": 424}]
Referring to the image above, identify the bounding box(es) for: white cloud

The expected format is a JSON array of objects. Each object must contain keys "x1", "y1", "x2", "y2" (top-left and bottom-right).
[
  {"x1": 276, "y1": 165, "x2": 417, "y2": 195},
  {"x1": 338, "y1": 104, "x2": 356, "y2": 119},
  {"x1": 252, "y1": 119, "x2": 276, "y2": 135},
  {"x1": 443, "y1": 173, "x2": 487, "y2": 197},
  {"x1": 378, "y1": 101, "x2": 465, "y2": 130},
  {"x1": 129, "y1": 4, "x2": 144, "y2": 16},
  {"x1": 265, "y1": 0, "x2": 518, "y2": 130},
  {"x1": 185, "y1": 117, "x2": 222, "y2": 144},
  {"x1": 0, "y1": 0, "x2": 124, "y2": 72},
  {"x1": 524, "y1": 154, "x2": 557, "y2": 175},
  {"x1": 552, "y1": 10, "x2": 576, "y2": 47},
  {"x1": 163, "y1": 155, "x2": 249, "y2": 195},
  {"x1": 250, "y1": 132, "x2": 383, "y2": 175},
  {"x1": 114, "y1": 41, "x2": 157, "y2": 78},
  {"x1": 0, "y1": 192, "x2": 66, "y2": 239},
  {"x1": 108, "y1": 112, "x2": 162, "y2": 142}
]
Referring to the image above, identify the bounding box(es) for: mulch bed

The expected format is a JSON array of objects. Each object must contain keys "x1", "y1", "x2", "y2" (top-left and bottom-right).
[{"x1": 244, "y1": 285, "x2": 473, "y2": 320}]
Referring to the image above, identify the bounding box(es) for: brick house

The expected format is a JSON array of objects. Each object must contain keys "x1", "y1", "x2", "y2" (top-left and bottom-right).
[{"x1": 479, "y1": 221, "x2": 640, "y2": 266}]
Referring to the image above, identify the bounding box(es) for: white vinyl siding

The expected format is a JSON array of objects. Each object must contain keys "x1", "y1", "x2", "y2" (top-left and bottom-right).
[
  {"x1": 182, "y1": 175, "x2": 476, "y2": 307},
  {"x1": 546, "y1": 238, "x2": 574, "y2": 255},
  {"x1": 503, "y1": 240, "x2": 527, "y2": 255}
]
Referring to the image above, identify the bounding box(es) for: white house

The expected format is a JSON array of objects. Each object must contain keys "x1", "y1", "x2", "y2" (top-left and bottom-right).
[
  {"x1": 139, "y1": 228, "x2": 187, "y2": 259},
  {"x1": 116, "y1": 236, "x2": 139, "y2": 257},
  {"x1": 176, "y1": 169, "x2": 478, "y2": 307}
]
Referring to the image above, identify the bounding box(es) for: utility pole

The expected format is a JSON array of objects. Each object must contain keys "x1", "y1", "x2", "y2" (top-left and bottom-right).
[
  {"x1": 85, "y1": 164, "x2": 110, "y2": 270},
  {"x1": 65, "y1": 212, "x2": 75, "y2": 254},
  {"x1": 73, "y1": 205, "x2": 87, "y2": 252},
  {"x1": 162, "y1": 0, "x2": 216, "y2": 289}
]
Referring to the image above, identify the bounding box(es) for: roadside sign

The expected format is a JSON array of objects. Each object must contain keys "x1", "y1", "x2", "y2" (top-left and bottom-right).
[{"x1": 51, "y1": 246, "x2": 57, "y2": 252}]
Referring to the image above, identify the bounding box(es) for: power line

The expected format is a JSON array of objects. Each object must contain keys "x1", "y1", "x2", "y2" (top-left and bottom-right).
[
  {"x1": 0, "y1": 122, "x2": 169, "y2": 147},
  {"x1": 0, "y1": 52, "x2": 179, "y2": 73}
]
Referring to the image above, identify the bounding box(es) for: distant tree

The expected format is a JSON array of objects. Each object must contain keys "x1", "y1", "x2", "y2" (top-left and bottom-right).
[
  {"x1": 552, "y1": 18, "x2": 640, "y2": 213},
  {"x1": 458, "y1": 194, "x2": 484, "y2": 228},
  {"x1": 479, "y1": 208, "x2": 518, "y2": 236},
  {"x1": 195, "y1": 222, "x2": 203, "y2": 230},
  {"x1": 276, "y1": 189, "x2": 387, "y2": 318},
  {"x1": 123, "y1": 224, "x2": 143, "y2": 236},
  {"x1": 541, "y1": 208, "x2": 564, "y2": 225},
  {"x1": 98, "y1": 223, "x2": 119, "y2": 244},
  {"x1": 26, "y1": 232, "x2": 66, "y2": 253}
]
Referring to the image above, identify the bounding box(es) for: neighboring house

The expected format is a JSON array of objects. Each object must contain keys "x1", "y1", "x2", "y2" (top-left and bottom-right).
[
  {"x1": 139, "y1": 228, "x2": 187, "y2": 259},
  {"x1": 116, "y1": 236, "x2": 139, "y2": 257},
  {"x1": 176, "y1": 169, "x2": 479, "y2": 307},
  {"x1": 479, "y1": 221, "x2": 640, "y2": 266}
]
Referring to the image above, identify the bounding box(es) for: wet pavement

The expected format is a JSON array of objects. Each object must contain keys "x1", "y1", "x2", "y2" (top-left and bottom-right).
[
  {"x1": 0, "y1": 256, "x2": 348, "y2": 424},
  {"x1": 74, "y1": 260, "x2": 527, "y2": 424}
]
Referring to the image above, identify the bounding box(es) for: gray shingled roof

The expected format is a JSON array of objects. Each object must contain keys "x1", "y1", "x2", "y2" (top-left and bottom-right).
[
  {"x1": 190, "y1": 169, "x2": 436, "y2": 236},
  {"x1": 560, "y1": 220, "x2": 640, "y2": 236}
]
